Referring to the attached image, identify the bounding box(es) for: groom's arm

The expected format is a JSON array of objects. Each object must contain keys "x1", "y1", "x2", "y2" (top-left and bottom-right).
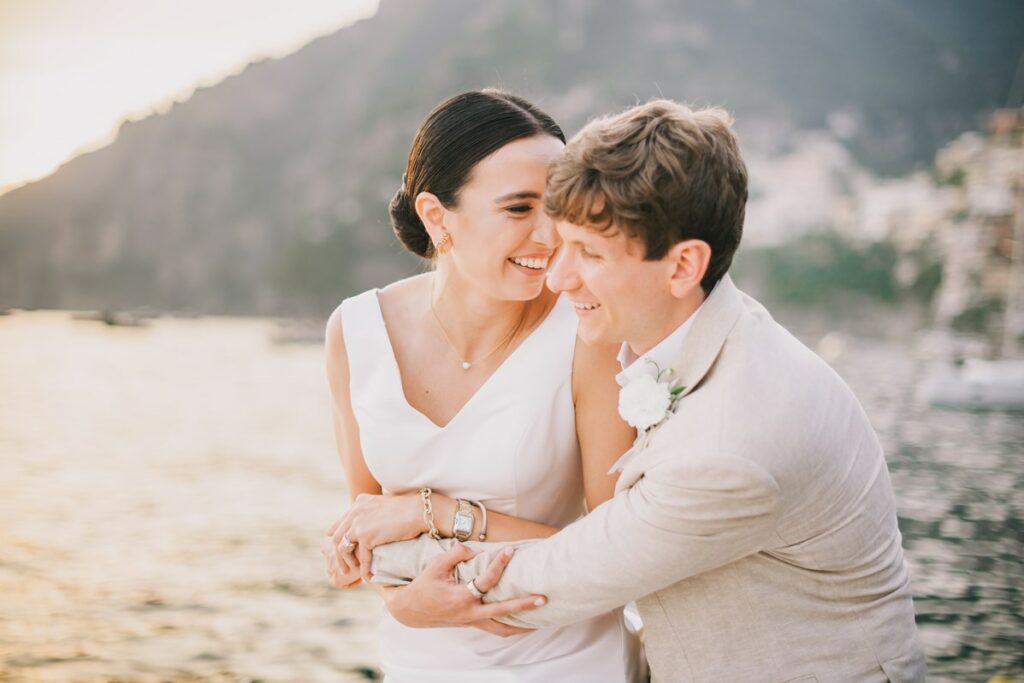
[
  {"x1": 371, "y1": 536, "x2": 525, "y2": 586},
  {"x1": 372, "y1": 450, "x2": 781, "y2": 629}
]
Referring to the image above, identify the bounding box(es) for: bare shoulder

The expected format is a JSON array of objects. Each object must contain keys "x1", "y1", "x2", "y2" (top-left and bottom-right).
[
  {"x1": 377, "y1": 272, "x2": 432, "y2": 325},
  {"x1": 326, "y1": 274, "x2": 431, "y2": 351},
  {"x1": 325, "y1": 302, "x2": 347, "y2": 355}
]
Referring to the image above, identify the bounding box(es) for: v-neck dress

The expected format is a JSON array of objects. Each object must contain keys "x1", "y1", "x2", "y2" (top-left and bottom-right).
[{"x1": 340, "y1": 289, "x2": 642, "y2": 683}]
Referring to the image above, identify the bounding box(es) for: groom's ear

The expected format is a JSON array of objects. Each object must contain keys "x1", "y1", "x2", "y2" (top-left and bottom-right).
[{"x1": 666, "y1": 239, "x2": 711, "y2": 299}]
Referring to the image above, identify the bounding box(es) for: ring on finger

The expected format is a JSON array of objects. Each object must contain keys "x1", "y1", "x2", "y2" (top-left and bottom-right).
[
  {"x1": 340, "y1": 534, "x2": 355, "y2": 550},
  {"x1": 466, "y1": 579, "x2": 486, "y2": 600}
]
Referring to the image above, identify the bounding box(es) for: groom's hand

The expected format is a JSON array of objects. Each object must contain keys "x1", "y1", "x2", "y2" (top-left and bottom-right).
[{"x1": 378, "y1": 543, "x2": 546, "y2": 637}]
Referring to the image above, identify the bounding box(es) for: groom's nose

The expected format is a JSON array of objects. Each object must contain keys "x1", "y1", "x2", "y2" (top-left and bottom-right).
[{"x1": 546, "y1": 247, "x2": 579, "y2": 293}]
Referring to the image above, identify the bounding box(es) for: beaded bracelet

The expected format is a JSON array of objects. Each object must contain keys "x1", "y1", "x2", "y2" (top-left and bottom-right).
[{"x1": 419, "y1": 487, "x2": 442, "y2": 540}]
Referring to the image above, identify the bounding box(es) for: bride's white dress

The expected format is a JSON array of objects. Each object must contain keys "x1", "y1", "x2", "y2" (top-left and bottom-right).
[{"x1": 340, "y1": 289, "x2": 644, "y2": 683}]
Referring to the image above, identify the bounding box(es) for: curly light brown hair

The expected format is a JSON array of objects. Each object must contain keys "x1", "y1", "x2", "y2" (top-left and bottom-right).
[{"x1": 543, "y1": 100, "x2": 748, "y2": 292}]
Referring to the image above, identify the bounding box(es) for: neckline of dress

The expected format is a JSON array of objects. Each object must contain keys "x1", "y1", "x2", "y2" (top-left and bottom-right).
[{"x1": 372, "y1": 290, "x2": 564, "y2": 430}]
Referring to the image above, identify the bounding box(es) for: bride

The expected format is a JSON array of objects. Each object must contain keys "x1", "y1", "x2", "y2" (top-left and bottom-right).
[{"x1": 321, "y1": 90, "x2": 644, "y2": 682}]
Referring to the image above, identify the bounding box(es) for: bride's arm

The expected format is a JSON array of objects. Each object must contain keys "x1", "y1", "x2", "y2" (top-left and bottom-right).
[
  {"x1": 322, "y1": 306, "x2": 383, "y2": 588},
  {"x1": 572, "y1": 337, "x2": 636, "y2": 510},
  {"x1": 332, "y1": 483, "x2": 561, "y2": 551},
  {"x1": 326, "y1": 307, "x2": 383, "y2": 501}
]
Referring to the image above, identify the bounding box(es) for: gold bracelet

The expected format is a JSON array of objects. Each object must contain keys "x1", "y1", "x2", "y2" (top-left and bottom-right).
[{"x1": 419, "y1": 487, "x2": 442, "y2": 540}]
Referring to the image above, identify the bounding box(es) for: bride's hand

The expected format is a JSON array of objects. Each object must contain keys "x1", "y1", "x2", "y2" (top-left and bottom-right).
[
  {"x1": 328, "y1": 492, "x2": 427, "y2": 578},
  {"x1": 379, "y1": 544, "x2": 542, "y2": 635},
  {"x1": 321, "y1": 531, "x2": 362, "y2": 589}
]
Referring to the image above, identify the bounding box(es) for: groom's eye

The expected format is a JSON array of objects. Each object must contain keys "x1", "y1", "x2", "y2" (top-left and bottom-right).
[{"x1": 505, "y1": 204, "x2": 532, "y2": 215}]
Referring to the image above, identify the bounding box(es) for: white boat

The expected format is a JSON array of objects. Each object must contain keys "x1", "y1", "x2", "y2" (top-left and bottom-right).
[
  {"x1": 921, "y1": 108, "x2": 1024, "y2": 412},
  {"x1": 922, "y1": 358, "x2": 1024, "y2": 411}
]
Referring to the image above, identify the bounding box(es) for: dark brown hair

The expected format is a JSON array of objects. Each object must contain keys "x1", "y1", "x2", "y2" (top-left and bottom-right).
[
  {"x1": 544, "y1": 100, "x2": 748, "y2": 292},
  {"x1": 390, "y1": 89, "x2": 565, "y2": 258}
]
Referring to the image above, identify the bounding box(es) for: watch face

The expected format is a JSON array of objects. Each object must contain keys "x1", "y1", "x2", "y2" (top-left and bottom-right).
[{"x1": 454, "y1": 514, "x2": 474, "y2": 535}]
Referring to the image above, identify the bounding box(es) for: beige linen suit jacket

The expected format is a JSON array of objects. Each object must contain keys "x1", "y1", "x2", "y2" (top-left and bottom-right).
[{"x1": 372, "y1": 276, "x2": 925, "y2": 682}]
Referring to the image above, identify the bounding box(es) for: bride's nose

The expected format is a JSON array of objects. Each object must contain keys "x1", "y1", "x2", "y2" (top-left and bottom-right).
[{"x1": 530, "y1": 212, "x2": 560, "y2": 250}]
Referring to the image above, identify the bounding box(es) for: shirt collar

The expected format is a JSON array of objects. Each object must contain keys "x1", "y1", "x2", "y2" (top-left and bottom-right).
[{"x1": 614, "y1": 293, "x2": 711, "y2": 387}]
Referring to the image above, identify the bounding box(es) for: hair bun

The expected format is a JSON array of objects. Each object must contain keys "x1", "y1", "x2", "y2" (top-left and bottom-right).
[{"x1": 389, "y1": 186, "x2": 432, "y2": 258}]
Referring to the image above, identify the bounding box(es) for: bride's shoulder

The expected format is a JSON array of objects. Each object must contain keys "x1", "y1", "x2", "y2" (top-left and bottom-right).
[
  {"x1": 377, "y1": 273, "x2": 430, "y2": 307},
  {"x1": 327, "y1": 274, "x2": 429, "y2": 338},
  {"x1": 376, "y1": 273, "x2": 430, "y2": 325}
]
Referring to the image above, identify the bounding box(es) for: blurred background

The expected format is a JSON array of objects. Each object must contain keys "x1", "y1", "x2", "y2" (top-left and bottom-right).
[{"x1": 0, "y1": 1, "x2": 1021, "y2": 681}]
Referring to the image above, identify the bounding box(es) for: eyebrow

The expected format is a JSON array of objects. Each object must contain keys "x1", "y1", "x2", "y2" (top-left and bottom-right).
[{"x1": 493, "y1": 191, "x2": 541, "y2": 203}]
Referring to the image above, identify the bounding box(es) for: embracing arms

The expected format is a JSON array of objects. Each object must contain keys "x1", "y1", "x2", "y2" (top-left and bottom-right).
[
  {"x1": 371, "y1": 447, "x2": 783, "y2": 629},
  {"x1": 321, "y1": 305, "x2": 632, "y2": 589}
]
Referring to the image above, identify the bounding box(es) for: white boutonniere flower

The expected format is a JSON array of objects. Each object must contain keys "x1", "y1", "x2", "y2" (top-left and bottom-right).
[
  {"x1": 617, "y1": 362, "x2": 685, "y2": 433},
  {"x1": 609, "y1": 363, "x2": 686, "y2": 474}
]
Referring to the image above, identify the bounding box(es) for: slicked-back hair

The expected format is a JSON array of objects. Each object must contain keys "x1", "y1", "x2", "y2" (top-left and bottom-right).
[
  {"x1": 390, "y1": 89, "x2": 565, "y2": 259},
  {"x1": 543, "y1": 100, "x2": 748, "y2": 292}
]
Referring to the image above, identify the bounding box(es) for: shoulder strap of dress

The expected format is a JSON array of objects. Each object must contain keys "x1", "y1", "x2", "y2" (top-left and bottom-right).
[{"x1": 338, "y1": 289, "x2": 390, "y2": 401}]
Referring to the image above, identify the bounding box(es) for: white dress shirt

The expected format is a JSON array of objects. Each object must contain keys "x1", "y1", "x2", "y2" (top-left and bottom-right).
[{"x1": 615, "y1": 300, "x2": 707, "y2": 387}]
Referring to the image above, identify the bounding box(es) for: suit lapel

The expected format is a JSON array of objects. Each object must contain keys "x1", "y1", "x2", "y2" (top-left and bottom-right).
[
  {"x1": 611, "y1": 276, "x2": 748, "y2": 488},
  {"x1": 666, "y1": 274, "x2": 746, "y2": 399}
]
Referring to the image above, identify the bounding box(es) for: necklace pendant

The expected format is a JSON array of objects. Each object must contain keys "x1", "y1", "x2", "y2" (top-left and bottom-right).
[{"x1": 461, "y1": 361, "x2": 472, "y2": 370}]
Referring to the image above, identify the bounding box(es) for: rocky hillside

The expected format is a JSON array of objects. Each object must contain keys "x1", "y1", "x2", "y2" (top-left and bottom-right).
[{"x1": 1, "y1": 0, "x2": 1020, "y2": 315}]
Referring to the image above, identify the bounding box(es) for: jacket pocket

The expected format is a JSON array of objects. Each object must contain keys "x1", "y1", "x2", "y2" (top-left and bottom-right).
[
  {"x1": 880, "y1": 653, "x2": 927, "y2": 683},
  {"x1": 781, "y1": 677, "x2": 818, "y2": 683}
]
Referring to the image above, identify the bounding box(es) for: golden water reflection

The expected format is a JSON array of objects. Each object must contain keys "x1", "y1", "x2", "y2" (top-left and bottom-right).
[
  {"x1": 0, "y1": 312, "x2": 381, "y2": 682},
  {"x1": 1, "y1": 311, "x2": 1021, "y2": 682}
]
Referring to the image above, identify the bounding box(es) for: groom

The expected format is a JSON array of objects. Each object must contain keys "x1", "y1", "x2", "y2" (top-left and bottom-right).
[{"x1": 366, "y1": 100, "x2": 925, "y2": 682}]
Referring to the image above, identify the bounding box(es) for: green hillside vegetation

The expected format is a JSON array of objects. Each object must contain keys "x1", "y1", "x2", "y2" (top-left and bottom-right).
[
  {"x1": 0, "y1": 0, "x2": 1019, "y2": 315},
  {"x1": 736, "y1": 231, "x2": 944, "y2": 309}
]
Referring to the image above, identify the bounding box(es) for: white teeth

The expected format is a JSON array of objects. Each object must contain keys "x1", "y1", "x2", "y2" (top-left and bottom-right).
[
  {"x1": 510, "y1": 256, "x2": 548, "y2": 270},
  {"x1": 574, "y1": 302, "x2": 600, "y2": 310}
]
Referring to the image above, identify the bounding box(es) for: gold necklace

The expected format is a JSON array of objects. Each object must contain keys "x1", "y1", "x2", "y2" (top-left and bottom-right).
[{"x1": 429, "y1": 284, "x2": 526, "y2": 370}]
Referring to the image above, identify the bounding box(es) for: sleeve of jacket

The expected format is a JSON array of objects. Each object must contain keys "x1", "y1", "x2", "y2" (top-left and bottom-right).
[{"x1": 372, "y1": 451, "x2": 782, "y2": 629}]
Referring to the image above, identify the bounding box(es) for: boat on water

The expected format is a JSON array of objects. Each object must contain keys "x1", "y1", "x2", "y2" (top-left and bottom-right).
[
  {"x1": 922, "y1": 358, "x2": 1024, "y2": 411},
  {"x1": 920, "y1": 107, "x2": 1024, "y2": 412},
  {"x1": 70, "y1": 309, "x2": 150, "y2": 327}
]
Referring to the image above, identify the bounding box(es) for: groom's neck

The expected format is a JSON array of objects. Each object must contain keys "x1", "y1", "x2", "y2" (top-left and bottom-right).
[{"x1": 626, "y1": 289, "x2": 706, "y2": 357}]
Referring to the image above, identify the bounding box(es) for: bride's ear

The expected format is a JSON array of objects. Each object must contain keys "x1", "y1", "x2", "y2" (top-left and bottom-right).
[
  {"x1": 667, "y1": 239, "x2": 711, "y2": 299},
  {"x1": 414, "y1": 191, "x2": 448, "y2": 247}
]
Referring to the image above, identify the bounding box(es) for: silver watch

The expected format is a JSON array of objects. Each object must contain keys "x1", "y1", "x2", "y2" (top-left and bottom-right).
[{"x1": 452, "y1": 498, "x2": 475, "y2": 542}]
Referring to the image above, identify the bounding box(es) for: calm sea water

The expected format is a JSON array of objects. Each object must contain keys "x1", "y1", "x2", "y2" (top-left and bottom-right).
[{"x1": 0, "y1": 311, "x2": 1020, "y2": 682}]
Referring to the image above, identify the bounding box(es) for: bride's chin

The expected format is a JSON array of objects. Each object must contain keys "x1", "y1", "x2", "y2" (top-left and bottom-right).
[{"x1": 503, "y1": 278, "x2": 545, "y2": 300}]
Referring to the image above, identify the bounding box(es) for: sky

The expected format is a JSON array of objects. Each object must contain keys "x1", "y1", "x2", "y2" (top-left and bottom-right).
[{"x1": 0, "y1": 0, "x2": 379, "y2": 195}]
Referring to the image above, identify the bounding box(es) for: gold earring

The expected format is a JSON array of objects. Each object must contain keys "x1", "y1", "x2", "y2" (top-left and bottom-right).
[{"x1": 435, "y1": 231, "x2": 453, "y2": 255}]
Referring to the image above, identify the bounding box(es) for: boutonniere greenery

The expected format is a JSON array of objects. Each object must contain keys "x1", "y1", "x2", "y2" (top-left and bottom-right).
[{"x1": 617, "y1": 361, "x2": 685, "y2": 435}]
